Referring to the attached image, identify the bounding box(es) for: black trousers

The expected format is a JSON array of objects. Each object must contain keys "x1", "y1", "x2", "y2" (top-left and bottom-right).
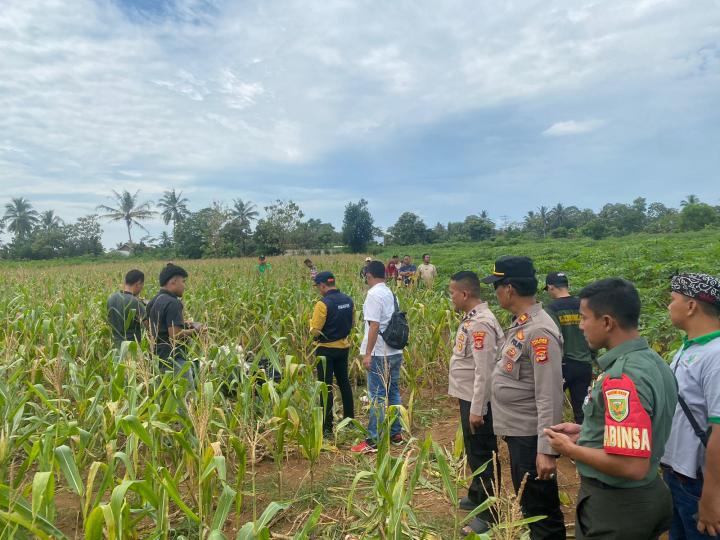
[
  {"x1": 315, "y1": 347, "x2": 354, "y2": 431},
  {"x1": 505, "y1": 436, "x2": 566, "y2": 540},
  {"x1": 459, "y1": 400, "x2": 500, "y2": 518},
  {"x1": 562, "y1": 359, "x2": 593, "y2": 424},
  {"x1": 576, "y1": 476, "x2": 672, "y2": 540}
]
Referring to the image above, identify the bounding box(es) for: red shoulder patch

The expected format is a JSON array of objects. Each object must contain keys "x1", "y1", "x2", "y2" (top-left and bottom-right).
[
  {"x1": 472, "y1": 331, "x2": 486, "y2": 350},
  {"x1": 531, "y1": 337, "x2": 549, "y2": 363},
  {"x1": 602, "y1": 374, "x2": 652, "y2": 457},
  {"x1": 517, "y1": 313, "x2": 529, "y2": 325}
]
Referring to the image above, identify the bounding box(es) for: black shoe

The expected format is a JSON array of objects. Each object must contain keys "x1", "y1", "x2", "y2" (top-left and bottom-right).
[
  {"x1": 458, "y1": 496, "x2": 478, "y2": 511},
  {"x1": 460, "y1": 516, "x2": 491, "y2": 537}
]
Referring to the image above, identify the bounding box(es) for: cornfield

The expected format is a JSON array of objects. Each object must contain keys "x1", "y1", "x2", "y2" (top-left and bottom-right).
[{"x1": 1, "y1": 230, "x2": 719, "y2": 538}]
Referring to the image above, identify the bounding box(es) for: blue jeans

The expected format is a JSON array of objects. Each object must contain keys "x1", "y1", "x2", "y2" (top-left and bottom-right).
[
  {"x1": 664, "y1": 469, "x2": 716, "y2": 539},
  {"x1": 367, "y1": 353, "x2": 403, "y2": 442}
]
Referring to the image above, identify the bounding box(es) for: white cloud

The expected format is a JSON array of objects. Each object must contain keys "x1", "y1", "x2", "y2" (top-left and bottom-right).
[
  {"x1": 543, "y1": 119, "x2": 606, "y2": 137},
  {"x1": 0, "y1": 0, "x2": 718, "y2": 246}
]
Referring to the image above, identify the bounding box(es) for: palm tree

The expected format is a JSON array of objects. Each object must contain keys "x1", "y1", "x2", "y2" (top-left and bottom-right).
[
  {"x1": 3, "y1": 197, "x2": 39, "y2": 238},
  {"x1": 538, "y1": 205, "x2": 549, "y2": 237},
  {"x1": 97, "y1": 190, "x2": 156, "y2": 247},
  {"x1": 549, "y1": 203, "x2": 567, "y2": 229},
  {"x1": 681, "y1": 194, "x2": 700, "y2": 207},
  {"x1": 230, "y1": 199, "x2": 259, "y2": 229},
  {"x1": 158, "y1": 189, "x2": 190, "y2": 230},
  {"x1": 39, "y1": 210, "x2": 63, "y2": 230}
]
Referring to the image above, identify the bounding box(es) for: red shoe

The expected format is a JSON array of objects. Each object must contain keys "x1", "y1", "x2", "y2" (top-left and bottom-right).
[
  {"x1": 391, "y1": 433, "x2": 404, "y2": 446},
  {"x1": 350, "y1": 440, "x2": 377, "y2": 454}
]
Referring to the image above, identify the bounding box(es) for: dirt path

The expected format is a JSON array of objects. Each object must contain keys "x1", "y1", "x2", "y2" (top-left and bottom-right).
[{"x1": 50, "y1": 394, "x2": 668, "y2": 539}]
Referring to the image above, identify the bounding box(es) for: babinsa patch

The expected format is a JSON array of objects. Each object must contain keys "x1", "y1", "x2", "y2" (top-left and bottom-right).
[
  {"x1": 602, "y1": 374, "x2": 652, "y2": 457},
  {"x1": 606, "y1": 389, "x2": 629, "y2": 422}
]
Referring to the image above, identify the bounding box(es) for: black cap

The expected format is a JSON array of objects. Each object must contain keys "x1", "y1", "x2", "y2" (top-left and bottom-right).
[
  {"x1": 314, "y1": 271, "x2": 336, "y2": 285},
  {"x1": 544, "y1": 271, "x2": 569, "y2": 290},
  {"x1": 480, "y1": 256, "x2": 536, "y2": 284}
]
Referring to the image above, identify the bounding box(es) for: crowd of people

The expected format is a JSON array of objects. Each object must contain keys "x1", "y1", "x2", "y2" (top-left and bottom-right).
[{"x1": 106, "y1": 256, "x2": 720, "y2": 540}]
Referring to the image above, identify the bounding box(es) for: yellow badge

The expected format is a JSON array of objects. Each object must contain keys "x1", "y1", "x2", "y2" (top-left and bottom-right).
[
  {"x1": 456, "y1": 333, "x2": 466, "y2": 352},
  {"x1": 517, "y1": 330, "x2": 525, "y2": 340},
  {"x1": 517, "y1": 313, "x2": 529, "y2": 325}
]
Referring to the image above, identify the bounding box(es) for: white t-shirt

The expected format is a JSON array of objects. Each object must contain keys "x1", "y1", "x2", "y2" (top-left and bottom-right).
[
  {"x1": 360, "y1": 282, "x2": 403, "y2": 356},
  {"x1": 661, "y1": 333, "x2": 720, "y2": 478}
]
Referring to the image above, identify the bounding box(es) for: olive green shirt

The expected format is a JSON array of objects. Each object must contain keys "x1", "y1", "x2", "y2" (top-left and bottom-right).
[
  {"x1": 577, "y1": 337, "x2": 678, "y2": 487},
  {"x1": 546, "y1": 296, "x2": 593, "y2": 363}
]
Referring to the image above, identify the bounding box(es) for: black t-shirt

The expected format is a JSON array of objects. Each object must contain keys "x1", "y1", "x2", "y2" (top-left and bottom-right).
[
  {"x1": 146, "y1": 289, "x2": 185, "y2": 360},
  {"x1": 107, "y1": 291, "x2": 145, "y2": 345}
]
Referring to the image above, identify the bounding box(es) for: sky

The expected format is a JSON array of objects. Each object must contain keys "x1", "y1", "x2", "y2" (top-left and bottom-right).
[{"x1": 1, "y1": 0, "x2": 719, "y2": 247}]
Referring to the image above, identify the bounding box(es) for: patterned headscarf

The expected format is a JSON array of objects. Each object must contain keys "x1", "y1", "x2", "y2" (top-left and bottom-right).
[{"x1": 671, "y1": 273, "x2": 720, "y2": 307}]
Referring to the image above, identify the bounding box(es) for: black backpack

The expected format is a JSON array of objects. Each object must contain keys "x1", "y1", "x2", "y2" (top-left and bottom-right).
[{"x1": 380, "y1": 294, "x2": 409, "y2": 350}]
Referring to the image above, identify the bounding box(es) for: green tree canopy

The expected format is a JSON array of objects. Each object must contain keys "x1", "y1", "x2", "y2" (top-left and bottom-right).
[{"x1": 342, "y1": 199, "x2": 374, "y2": 253}]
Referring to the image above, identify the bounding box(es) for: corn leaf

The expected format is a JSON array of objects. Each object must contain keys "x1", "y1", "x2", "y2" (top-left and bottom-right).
[{"x1": 54, "y1": 445, "x2": 84, "y2": 497}]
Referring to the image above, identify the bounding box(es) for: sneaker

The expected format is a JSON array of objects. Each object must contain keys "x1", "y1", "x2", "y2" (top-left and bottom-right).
[
  {"x1": 350, "y1": 440, "x2": 377, "y2": 454},
  {"x1": 391, "y1": 433, "x2": 404, "y2": 445}
]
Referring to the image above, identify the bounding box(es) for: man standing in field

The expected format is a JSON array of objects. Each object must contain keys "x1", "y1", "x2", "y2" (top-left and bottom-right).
[
  {"x1": 662, "y1": 273, "x2": 720, "y2": 538},
  {"x1": 482, "y1": 256, "x2": 566, "y2": 540},
  {"x1": 545, "y1": 271, "x2": 595, "y2": 424},
  {"x1": 310, "y1": 271, "x2": 355, "y2": 437},
  {"x1": 304, "y1": 258, "x2": 318, "y2": 281},
  {"x1": 146, "y1": 263, "x2": 204, "y2": 384},
  {"x1": 257, "y1": 255, "x2": 271, "y2": 274},
  {"x1": 360, "y1": 257, "x2": 372, "y2": 281},
  {"x1": 448, "y1": 271, "x2": 504, "y2": 536},
  {"x1": 107, "y1": 269, "x2": 146, "y2": 348},
  {"x1": 417, "y1": 253, "x2": 438, "y2": 289},
  {"x1": 386, "y1": 255, "x2": 399, "y2": 282},
  {"x1": 352, "y1": 260, "x2": 405, "y2": 454},
  {"x1": 398, "y1": 255, "x2": 417, "y2": 287},
  {"x1": 545, "y1": 278, "x2": 677, "y2": 540}
]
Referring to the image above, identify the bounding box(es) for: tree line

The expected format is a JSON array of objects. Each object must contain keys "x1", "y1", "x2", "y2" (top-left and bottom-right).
[{"x1": 1, "y1": 191, "x2": 717, "y2": 260}]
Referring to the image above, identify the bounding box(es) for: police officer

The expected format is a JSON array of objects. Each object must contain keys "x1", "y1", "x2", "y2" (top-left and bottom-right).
[
  {"x1": 310, "y1": 271, "x2": 355, "y2": 436},
  {"x1": 545, "y1": 278, "x2": 678, "y2": 540},
  {"x1": 662, "y1": 273, "x2": 720, "y2": 538},
  {"x1": 481, "y1": 256, "x2": 566, "y2": 540},
  {"x1": 545, "y1": 271, "x2": 595, "y2": 424},
  {"x1": 448, "y1": 271, "x2": 505, "y2": 536}
]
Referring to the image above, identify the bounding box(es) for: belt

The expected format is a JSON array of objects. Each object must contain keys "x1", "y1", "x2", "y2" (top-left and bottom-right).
[
  {"x1": 661, "y1": 464, "x2": 703, "y2": 483},
  {"x1": 581, "y1": 476, "x2": 622, "y2": 490}
]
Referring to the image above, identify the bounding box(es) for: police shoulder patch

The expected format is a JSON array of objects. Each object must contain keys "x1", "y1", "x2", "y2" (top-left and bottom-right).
[
  {"x1": 472, "y1": 331, "x2": 486, "y2": 350},
  {"x1": 517, "y1": 313, "x2": 529, "y2": 325},
  {"x1": 531, "y1": 336, "x2": 549, "y2": 364}
]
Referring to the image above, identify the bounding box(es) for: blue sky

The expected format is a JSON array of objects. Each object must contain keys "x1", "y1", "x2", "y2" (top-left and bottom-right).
[{"x1": 1, "y1": 0, "x2": 719, "y2": 247}]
